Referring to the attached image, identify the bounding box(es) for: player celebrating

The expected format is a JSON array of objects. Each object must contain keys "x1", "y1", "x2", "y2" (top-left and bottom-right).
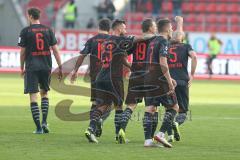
[
  {"x1": 71, "y1": 18, "x2": 111, "y2": 137},
  {"x1": 144, "y1": 18, "x2": 179, "y2": 148},
  {"x1": 119, "y1": 17, "x2": 184, "y2": 147},
  {"x1": 18, "y1": 8, "x2": 62, "y2": 134},
  {"x1": 84, "y1": 19, "x2": 134, "y2": 143},
  {"x1": 167, "y1": 25, "x2": 197, "y2": 142},
  {"x1": 117, "y1": 18, "x2": 157, "y2": 146}
]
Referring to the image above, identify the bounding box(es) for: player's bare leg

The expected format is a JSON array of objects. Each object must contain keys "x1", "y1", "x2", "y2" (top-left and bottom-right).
[
  {"x1": 30, "y1": 93, "x2": 43, "y2": 134},
  {"x1": 40, "y1": 89, "x2": 49, "y2": 133}
]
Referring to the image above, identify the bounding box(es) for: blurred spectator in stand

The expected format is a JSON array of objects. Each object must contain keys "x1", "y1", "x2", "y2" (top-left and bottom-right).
[
  {"x1": 130, "y1": 0, "x2": 137, "y2": 12},
  {"x1": 152, "y1": 0, "x2": 163, "y2": 15},
  {"x1": 46, "y1": 0, "x2": 55, "y2": 27},
  {"x1": 172, "y1": 0, "x2": 182, "y2": 16},
  {"x1": 97, "y1": 0, "x2": 115, "y2": 20},
  {"x1": 97, "y1": 0, "x2": 106, "y2": 19},
  {"x1": 63, "y1": 0, "x2": 78, "y2": 29},
  {"x1": 86, "y1": 18, "x2": 97, "y2": 29},
  {"x1": 207, "y1": 33, "x2": 223, "y2": 77},
  {"x1": 105, "y1": 0, "x2": 116, "y2": 20}
]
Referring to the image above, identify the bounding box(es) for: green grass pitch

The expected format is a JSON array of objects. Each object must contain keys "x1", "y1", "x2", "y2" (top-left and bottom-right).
[{"x1": 0, "y1": 73, "x2": 240, "y2": 160}]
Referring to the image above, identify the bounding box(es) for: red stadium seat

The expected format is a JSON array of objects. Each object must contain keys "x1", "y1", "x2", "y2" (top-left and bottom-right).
[
  {"x1": 194, "y1": 3, "x2": 205, "y2": 12},
  {"x1": 216, "y1": 3, "x2": 227, "y2": 13},
  {"x1": 206, "y1": 14, "x2": 217, "y2": 23},
  {"x1": 216, "y1": 14, "x2": 228, "y2": 24},
  {"x1": 184, "y1": 24, "x2": 195, "y2": 32},
  {"x1": 217, "y1": 25, "x2": 228, "y2": 32},
  {"x1": 195, "y1": 24, "x2": 204, "y2": 32},
  {"x1": 195, "y1": 14, "x2": 204, "y2": 23},
  {"x1": 185, "y1": 14, "x2": 195, "y2": 23},
  {"x1": 131, "y1": 13, "x2": 144, "y2": 21},
  {"x1": 207, "y1": 24, "x2": 217, "y2": 32},
  {"x1": 227, "y1": 4, "x2": 238, "y2": 13},
  {"x1": 162, "y1": 1, "x2": 173, "y2": 13},
  {"x1": 230, "y1": 14, "x2": 239, "y2": 24},
  {"x1": 131, "y1": 24, "x2": 141, "y2": 30},
  {"x1": 146, "y1": 1, "x2": 153, "y2": 13},
  {"x1": 206, "y1": 3, "x2": 216, "y2": 13},
  {"x1": 124, "y1": 12, "x2": 134, "y2": 22},
  {"x1": 231, "y1": 25, "x2": 239, "y2": 32},
  {"x1": 182, "y1": 3, "x2": 194, "y2": 13}
]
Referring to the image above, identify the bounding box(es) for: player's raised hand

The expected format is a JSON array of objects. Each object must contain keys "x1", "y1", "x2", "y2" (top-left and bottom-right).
[
  {"x1": 70, "y1": 72, "x2": 77, "y2": 84},
  {"x1": 175, "y1": 16, "x2": 183, "y2": 33},
  {"x1": 175, "y1": 16, "x2": 183, "y2": 23}
]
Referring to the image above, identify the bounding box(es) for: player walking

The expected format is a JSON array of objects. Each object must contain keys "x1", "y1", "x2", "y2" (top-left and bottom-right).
[
  {"x1": 71, "y1": 18, "x2": 111, "y2": 137},
  {"x1": 144, "y1": 18, "x2": 178, "y2": 148},
  {"x1": 18, "y1": 8, "x2": 62, "y2": 134},
  {"x1": 84, "y1": 19, "x2": 134, "y2": 143},
  {"x1": 117, "y1": 18, "x2": 157, "y2": 146}
]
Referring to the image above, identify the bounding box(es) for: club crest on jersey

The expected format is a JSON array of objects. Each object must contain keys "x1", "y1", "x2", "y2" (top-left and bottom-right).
[
  {"x1": 119, "y1": 39, "x2": 134, "y2": 51},
  {"x1": 165, "y1": 46, "x2": 168, "y2": 51}
]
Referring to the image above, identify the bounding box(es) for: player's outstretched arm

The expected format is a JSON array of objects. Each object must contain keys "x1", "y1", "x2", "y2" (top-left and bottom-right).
[
  {"x1": 52, "y1": 45, "x2": 63, "y2": 80},
  {"x1": 20, "y1": 47, "x2": 26, "y2": 77},
  {"x1": 188, "y1": 51, "x2": 197, "y2": 87},
  {"x1": 70, "y1": 54, "x2": 86, "y2": 83}
]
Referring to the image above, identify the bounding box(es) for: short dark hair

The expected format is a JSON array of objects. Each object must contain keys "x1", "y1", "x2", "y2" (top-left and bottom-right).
[
  {"x1": 157, "y1": 18, "x2": 171, "y2": 33},
  {"x1": 98, "y1": 18, "x2": 111, "y2": 32},
  {"x1": 28, "y1": 8, "x2": 41, "y2": 20},
  {"x1": 112, "y1": 19, "x2": 126, "y2": 30},
  {"x1": 142, "y1": 18, "x2": 154, "y2": 33}
]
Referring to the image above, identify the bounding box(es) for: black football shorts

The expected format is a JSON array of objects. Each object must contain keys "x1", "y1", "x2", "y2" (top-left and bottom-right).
[
  {"x1": 95, "y1": 79, "x2": 124, "y2": 107},
  {"x1": 125, "y1": 72, "x2": 145, "y2": 105},
  {"x1": 24, "y1": 70, "x2": 51, "y2": 94}
]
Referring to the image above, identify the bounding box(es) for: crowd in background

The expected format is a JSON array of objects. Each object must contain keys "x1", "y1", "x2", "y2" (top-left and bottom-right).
[
  {"x1": 130, "y1": 0, "x2": 182, "y2": 16},
  {"x1": 63, "y1": 0, "x2": 115, "y2": 29},
  {"x1": 96, "y1": 0, "x2": 116, "y2": 20}
]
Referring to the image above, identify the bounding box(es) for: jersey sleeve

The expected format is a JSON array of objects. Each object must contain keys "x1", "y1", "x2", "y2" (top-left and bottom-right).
[
  {"x1": 49, "y1": 29, "x2": 57, "y2": 46},
  {"x1": 158, "y1": 39, "x2": 169, "y2": 57},
  {"x1": 18, "y1": 28, "x2": 27, "y2": 47},
  {"x1": 81, "y1": 39, "x2": 92, "y2": 55}
]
